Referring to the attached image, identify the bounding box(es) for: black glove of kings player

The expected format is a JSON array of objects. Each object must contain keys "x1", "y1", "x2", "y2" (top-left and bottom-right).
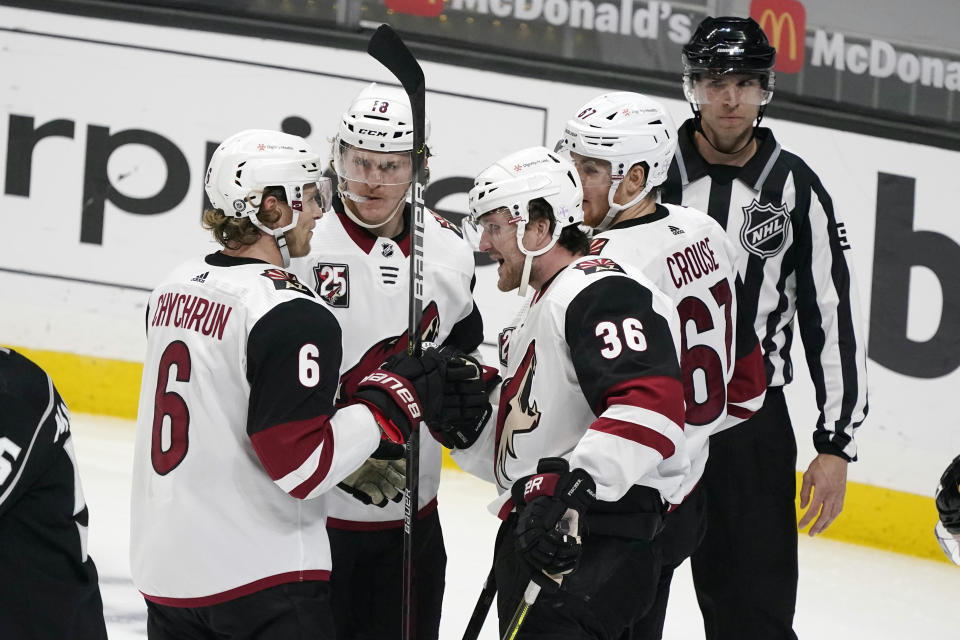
[
  {"x1": 429, "y1": 348, "x2": 500, "y2": 449},
  {"x1": 512, "y1": 457, "x2": 596, "y2": 577},
  {"x1": 936, "y1": 454, "x2": 960, "y2": 534}
]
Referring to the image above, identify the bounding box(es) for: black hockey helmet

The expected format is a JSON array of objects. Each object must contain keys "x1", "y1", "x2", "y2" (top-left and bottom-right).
[
  {"x1": 682, "y1": 16, "x2": 776, "y2": 77},
  {"x1": 682, "y1": 16, "x2": 777, "y2": 138}
]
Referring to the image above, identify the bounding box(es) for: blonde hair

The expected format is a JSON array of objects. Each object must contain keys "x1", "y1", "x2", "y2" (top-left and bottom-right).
[{"x1": 202, "y1": 187, "x2": 285, "y2": 249}]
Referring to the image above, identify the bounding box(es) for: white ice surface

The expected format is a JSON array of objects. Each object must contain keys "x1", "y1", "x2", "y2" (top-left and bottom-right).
[{"x1": 70, "y1": 414, "x2": 958, "y2": 640}]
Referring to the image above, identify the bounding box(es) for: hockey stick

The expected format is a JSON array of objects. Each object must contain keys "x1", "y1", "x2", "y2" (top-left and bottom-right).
[
  {"x1": 500, "y1": 510, "x2": 579, "y2": 640},
  {"x1": 461, "y1": 565, "x2": 497, "y2": 640},
  {"x1": 501, "y1": 581, "x2": 542, "y2": 640},
  {"x1": 367, "y1": 24, "x2": 426, "y2": 640}
]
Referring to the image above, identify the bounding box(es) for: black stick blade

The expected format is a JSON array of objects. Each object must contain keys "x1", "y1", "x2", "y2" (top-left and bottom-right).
[{"x1": 367, "y1": 24, "x2": 424, "y2": 97}]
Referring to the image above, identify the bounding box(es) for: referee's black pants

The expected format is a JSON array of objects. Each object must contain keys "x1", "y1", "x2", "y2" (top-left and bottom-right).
[{"x1": 691, "y1": 386, "x2": 799, "y2": 640}]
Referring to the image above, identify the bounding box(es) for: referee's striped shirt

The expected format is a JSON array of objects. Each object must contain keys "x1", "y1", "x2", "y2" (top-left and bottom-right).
[{"x1": 661, "y1": 120, "x2": 868, "y2": 461}]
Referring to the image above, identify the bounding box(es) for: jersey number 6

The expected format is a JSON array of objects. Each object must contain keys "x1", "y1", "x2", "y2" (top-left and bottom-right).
[
  {"x1": 677, "y1": 280, "x2": 733, "y2": 426},
  {"x1": 151, "y1": 341, "x2": 191, "y2": 475}
]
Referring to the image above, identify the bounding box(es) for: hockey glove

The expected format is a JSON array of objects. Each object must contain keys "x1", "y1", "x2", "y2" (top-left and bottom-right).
[
  {"x1": 430, "y1": 348, "x2": 500, "y2": 449},
  {"x1": 353, "y1": 372, "x2": 417, "y2": 458},
  {"x1": 338, "y1": 457, "x2": 407, "y2": 508},
  {"x1": 936, "y1": 455, "x2": 960, "y2": 534},
  {"x1": 512, "y1": 457, "x2": 596, "y2": 577}
]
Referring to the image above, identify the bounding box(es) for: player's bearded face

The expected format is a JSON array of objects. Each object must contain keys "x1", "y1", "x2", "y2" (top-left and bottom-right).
[
  {"x1": 477, "y1": 209, "x2": 525, "y2": 292},
  {"x1": 571, "y1": 152, "x2": 613, "y2": 228},
  {"x1": 341, "y1": 147, "x2": 412, "y2": 225}
]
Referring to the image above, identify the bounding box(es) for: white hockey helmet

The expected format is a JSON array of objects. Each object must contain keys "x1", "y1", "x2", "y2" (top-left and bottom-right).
[
  {"x1": 333, "y1": 83, "x2": 431, "y2": 229},
  {"x1": 336, "y1": 82, "x2": 430, "y2": 154},
  {"x1": 555, "y1": 91, "x2": 677, "y2": 230},
  {"x1": 468, "y1": 146, "x2": 583, "y2": 296},
  {"x1": 204, "y1": 129, "x2": 330, "y2": 266}
]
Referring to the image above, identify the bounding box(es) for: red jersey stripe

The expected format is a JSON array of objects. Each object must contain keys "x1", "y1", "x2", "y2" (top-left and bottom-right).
[
  {"x1": 601, "y1": 376, "x2": 685, "y2": 429},
  {"x1": 590, "y1": 416, "x2": 677, "y2": 459}
]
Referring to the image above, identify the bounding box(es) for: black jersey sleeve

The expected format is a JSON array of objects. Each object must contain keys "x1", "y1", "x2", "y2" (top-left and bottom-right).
[
  {"x1": 565, "y1": 276, "x2": 683, "y2": 416},
  {"x1": 564, "y1": 276, "x2": 687, "y2": 501},
  {"x1": 245, "y1": 299, "x2": 366, "y2": 499},
  {"x1": 442, "y1": 301, "x2": 484, "y2": 354},
  {"x1": 245, "y1": 298, "x2": 343, "y2": 435}
]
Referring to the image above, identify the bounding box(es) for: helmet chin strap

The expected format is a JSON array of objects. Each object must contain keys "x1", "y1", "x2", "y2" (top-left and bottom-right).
[
  {"x1": 514, "y1": 218, "x2": 563, "y2": 297},
  {"x1": 339, "y1": 184, "x2": 407, "y2": 230},
  {"x1": 595, "y1": 182, "x2": 654, "y2": 232},
  {"x1": 518, "y1": 253, "x2": 533, "y2": 298},
  {"x1": 249, "y1": 209, "x2": 298, "y2": 268},
  {"x1": 275, "y1": 232, "x2": 292, "y2": 268}
]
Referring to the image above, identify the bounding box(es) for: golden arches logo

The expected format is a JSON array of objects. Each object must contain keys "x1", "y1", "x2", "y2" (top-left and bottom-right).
[
  {"x1": 759, "y1": 10, "x2": 798, "y2": 60},
  {"x1": 750, "y1": 0, "x2": 806, "y2": 73}
]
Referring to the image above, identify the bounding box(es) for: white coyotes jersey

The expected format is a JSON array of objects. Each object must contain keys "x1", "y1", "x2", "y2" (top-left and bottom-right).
[
  {"x1": 590, "y1": 203, "x2": 767, "y2": 498},
  {"x1": 289, "y1": 205, "x2": 481, "y2": 526},
  {"x1": 454, "y1": 255, "x2": 691, "y2": 510},
  {"x1": 131, "y1": 253, "x2": 381, "y2": 604}
]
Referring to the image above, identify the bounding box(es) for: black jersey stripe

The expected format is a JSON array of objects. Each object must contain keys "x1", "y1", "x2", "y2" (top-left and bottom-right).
[
  {"x1": 662, "y1": 154, "x2": 685, "y2": 205},
  {"x1": 706, "y1": 179, "x2": 733, "y2": 231},
  {"x1": 757, "y1": 161, "x2": 794, "y2": 387}
]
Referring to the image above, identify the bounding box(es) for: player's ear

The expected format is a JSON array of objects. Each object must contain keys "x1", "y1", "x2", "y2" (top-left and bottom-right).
[
  {"x1": 627, "y1": 163, "x2": 647, "y2": 191},
  {"x1": 258, "y1": 194, "x2": 287, "y2": 229},
  {"x1": 531, "y1": 216, "x2": 551, "y2": 240}
]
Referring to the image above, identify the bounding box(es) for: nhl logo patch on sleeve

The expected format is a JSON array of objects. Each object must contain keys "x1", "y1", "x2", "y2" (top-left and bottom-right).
[{"x1": 740, "y1": 200, "x2": 790, "y2": 258}]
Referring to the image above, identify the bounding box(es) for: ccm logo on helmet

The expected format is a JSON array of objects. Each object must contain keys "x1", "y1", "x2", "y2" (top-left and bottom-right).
[
  {"x1": 357, "y1": 129, "x2": 389, "y2": 137},
  {"x1": 360, "y1": 371, "x2": 422, "y2": 418}
]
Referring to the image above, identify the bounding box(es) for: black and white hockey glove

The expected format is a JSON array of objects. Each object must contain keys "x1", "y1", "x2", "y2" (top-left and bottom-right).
[
  {"x1": 429, "y1": 349, "x2": 499, "y2": 449},
  {"x1": 512, "y1": 458, "x2": 596, "y2": 577},
  {"x1": 338, "y1": 458, "x2": 406, "y2": 508},
  {"x1": 936, "y1": 455, "x2": 960, "y2": 534}
]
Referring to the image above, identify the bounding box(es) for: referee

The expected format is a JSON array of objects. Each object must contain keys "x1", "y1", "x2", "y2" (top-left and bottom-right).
[{"x1": 661, "y1": 17, "x2": 869, "y2": 640}]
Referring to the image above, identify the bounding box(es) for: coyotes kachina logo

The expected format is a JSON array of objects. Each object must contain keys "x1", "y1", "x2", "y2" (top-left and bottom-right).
[
  {"x1": 260, "y1": 269, "x2": 314, "y2": 297},
  {"x1": 740, "y1": 200, "x2": 791, "y2": 258},
  {"x1": 431, "y1": 211, "x2": 464, "y2": 238},
  {"x1": 335, "y1": 301, "x2": 441, "y2": 405},
  {"x1": 494, "y1": 340, "x2": 541, "y2": 490},
  {"x1": 588, "y1": 237, "x2": 609, "y2": 256},
  {"x1": 574, "y1": 257, "x2": 624, "y2": 275}
]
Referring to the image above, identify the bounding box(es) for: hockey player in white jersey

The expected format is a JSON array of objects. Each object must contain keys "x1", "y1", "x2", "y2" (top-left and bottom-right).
[
  {"x1": 557, "y1": 91, "x2": 767, "y2": 639},
  {"x1": 130, "y1": 129, "x2": 445, "y2": 640},
  {"x1": 288, "y1": 84, "x2": 487, "y2": 640},
  {"x1": 446, "y1": 146, "x2": 689, "y2": 639}
]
